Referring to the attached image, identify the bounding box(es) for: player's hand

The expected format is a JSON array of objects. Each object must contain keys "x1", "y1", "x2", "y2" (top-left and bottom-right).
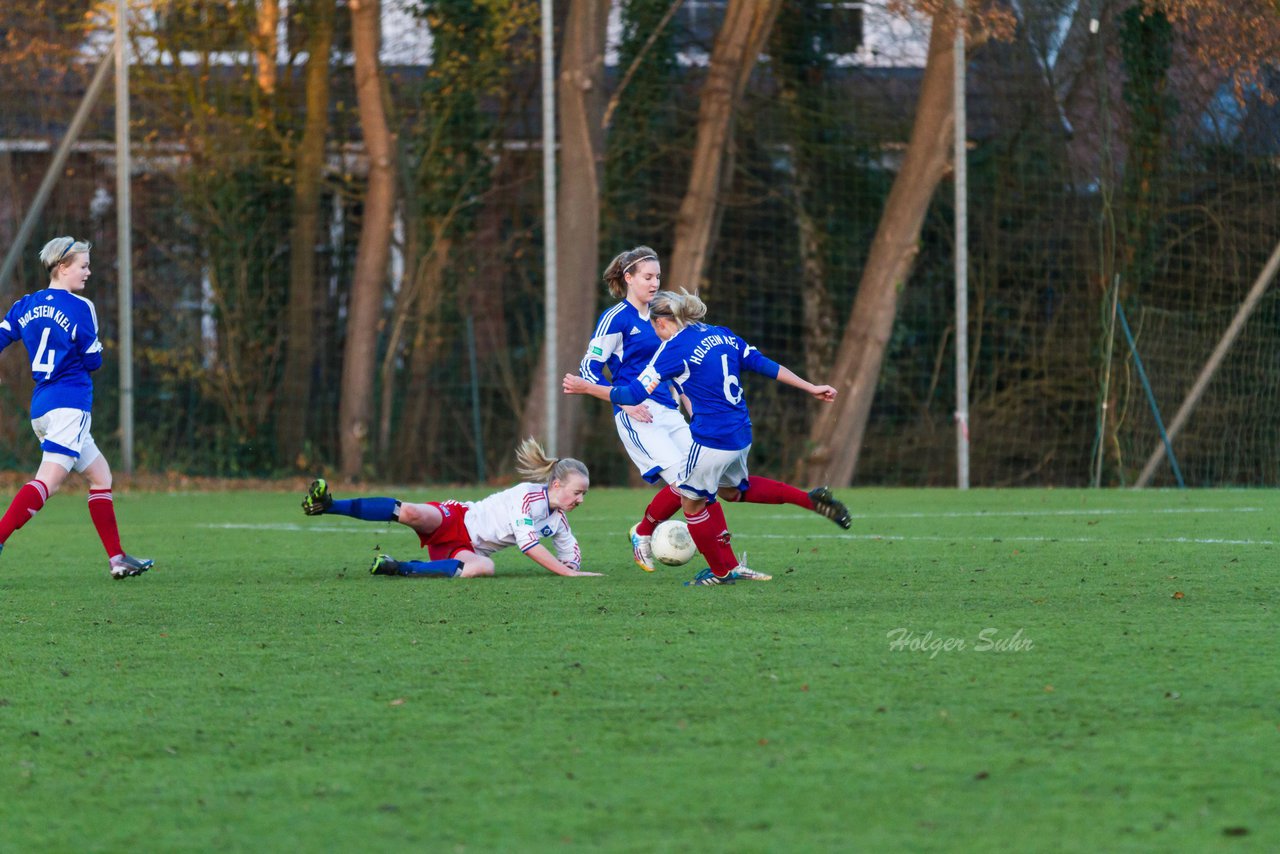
[
  {"x1": 562, "y1": 374, "x2": 591, "y2": 395},
  {"x1": 811, "y1": 385, "x2": 837, "y2": 402},
  {"x1": 621, "y1": 403, "x2": 652, "y2": 423}
]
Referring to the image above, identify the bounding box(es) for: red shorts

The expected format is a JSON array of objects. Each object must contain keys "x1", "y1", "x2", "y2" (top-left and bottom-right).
[{"x1": 419, "y1": 501, "x2": 474, "y2": 561}]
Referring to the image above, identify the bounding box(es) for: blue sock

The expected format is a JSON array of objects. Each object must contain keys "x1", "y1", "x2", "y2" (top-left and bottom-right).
[
  {"x1": 396, "y1": 559, "x2": 463, "y2": 578},
  {"x1": 328, "y1": 497, "x2": 399, "y2": 522}
]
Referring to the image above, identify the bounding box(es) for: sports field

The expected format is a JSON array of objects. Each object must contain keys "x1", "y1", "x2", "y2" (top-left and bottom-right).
[{"x1": 1, "y1": 485, "x2": 1276, "y2": 851}]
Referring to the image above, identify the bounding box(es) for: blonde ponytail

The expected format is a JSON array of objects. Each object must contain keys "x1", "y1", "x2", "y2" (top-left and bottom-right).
[{"x1": 515, "y1": 437, "x2": 590, "y2": 486}]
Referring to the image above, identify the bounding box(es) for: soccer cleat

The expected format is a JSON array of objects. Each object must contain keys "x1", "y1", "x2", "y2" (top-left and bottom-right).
[
  {"x1": 370, "y1": 554, "x2": 401, "y2": 576},
  {"x1": 302, "y1": 479, "x2": 334, "y2": 516},
  {"x1": 109, "y1": 553, "x2": 154, "y2": 580},
  {"x1": 808, "y1": 486, "x2": 852, "y2": 529},
  {"x1": 629, "y1": 523, "x2": 655, "y2": 572},
  {"x1": 684, "y1": 568, "x2": 735, "y2": 586}
]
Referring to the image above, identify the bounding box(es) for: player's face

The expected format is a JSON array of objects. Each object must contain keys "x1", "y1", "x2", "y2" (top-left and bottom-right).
[
  {"x1": 651, "y1": 315, "x2": 678, "y2": 340},
  {"x1": 57, "y1": 254, "x2": 91, "y2": 292},
  {"x1": 551, "y1": 472, "x2": 589, "y2": 513},
  {"x1": 625, "y1": 260, "x2": 661, "y2": 306}
]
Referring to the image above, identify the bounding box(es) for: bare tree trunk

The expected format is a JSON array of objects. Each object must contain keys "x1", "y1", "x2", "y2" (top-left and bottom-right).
[
  {"x1": 520, "y1": 0, "x2": 610, "y2": 454},
  {"x1": 339, "y1": 0, "x2": 397, "y2": 478},
  {"x1": 276, "y1": 0, "x2": 335, "y2": 468},
  {"x1": 256, "y1": 0, "x2": 279, "y2": 95},
  {"x1": 668, "y1": 0, "x2": 781, "y2": 294},
  {"x1": 801, "y1": 13, "x2": 957, "y2": 487}
]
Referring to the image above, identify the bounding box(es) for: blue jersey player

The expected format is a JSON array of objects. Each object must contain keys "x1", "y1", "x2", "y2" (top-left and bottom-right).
[
  {"x1": 0, "y1": 237, "x2": 152, "y2": 579},
  {"x1": 564, "y1": 289, "x2": 848, "y2": 586},
  {"x1": 578, "y1": 247, "x2": 693, "y2": 569}
]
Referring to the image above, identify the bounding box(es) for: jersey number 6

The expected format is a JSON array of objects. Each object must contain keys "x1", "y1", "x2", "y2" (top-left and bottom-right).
[{"x1": 721, "y1": 353, "x2": 743, "y2": 405}]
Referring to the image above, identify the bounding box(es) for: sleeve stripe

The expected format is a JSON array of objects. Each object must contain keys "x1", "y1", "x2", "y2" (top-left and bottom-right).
[{"x1": 592, "y1": 302, "x2": 626, "y2": 339}]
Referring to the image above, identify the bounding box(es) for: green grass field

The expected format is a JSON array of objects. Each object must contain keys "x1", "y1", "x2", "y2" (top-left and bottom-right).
[{"x1": 1, "y1": 485, "x2": 1276, "y2": 851}]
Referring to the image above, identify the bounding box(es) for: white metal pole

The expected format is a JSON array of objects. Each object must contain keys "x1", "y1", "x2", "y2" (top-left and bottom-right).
[
  {"x1": 116, "y1": 0, "x2": 134, "y2": 473},
  {"x1": 540, "y1": 0, "x2": 559, "y2": 455},
  {"x1": 953, "y1": 1, "x2": 970, "y2": 489}
]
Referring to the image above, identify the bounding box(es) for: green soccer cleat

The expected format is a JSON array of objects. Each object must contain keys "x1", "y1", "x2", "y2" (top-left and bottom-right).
[
  {"x1": 370, "y1": 554, "x2": 401, "y2": 576},
  {"x1": 808, "y1": 486, "x2": 852, "y2": 530},
  {"x1": 302, "y1": 479, "x2": 334, "y2": 516},
  {"x1": 109, "y1": 553, "x2": 154, "y2": 580},
  {"x1": 685, "y1": 568, "x2": 735, "y2": 586}
]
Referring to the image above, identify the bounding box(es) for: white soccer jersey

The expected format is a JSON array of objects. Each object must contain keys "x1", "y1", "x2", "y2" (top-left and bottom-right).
[{"x1": 463, "y1": 482, "x2": 581, "y2": 568}]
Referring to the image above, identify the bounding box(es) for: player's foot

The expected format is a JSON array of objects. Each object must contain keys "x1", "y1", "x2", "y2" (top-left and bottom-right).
[
  {"x1": 302, "y1": 479, "x2": 333, "y2": 516},
  {"x1": 370, "y1": 554, "x2": 401, "y2": 576},
  {"x1": 685, "y1": 568, "x2": 735, "y2": 586},
  {"x1": 629, "y1": 523, "x2": 655, "y2": 572},
  {"x1": 808, "y1": 486, "x2": 851, "y2": 529},
  {"x1": 727, "y1": 555, "x2": 771, "y2": 581},
  {"x1": 109, "y1": 553, "x2": 153, "y2": 580}
]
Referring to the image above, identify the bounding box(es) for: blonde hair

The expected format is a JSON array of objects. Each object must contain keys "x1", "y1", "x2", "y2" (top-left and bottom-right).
[
  {"x1": 602, "y1": 246, "x2": 659, "y2": 300},
  {"x1": 514, "y1": 437, "x2": 589, "y2": 486},
  {"x1": 648, "y1": 288, "x2": 707, "y2": 330},
  {"x1": 39, "y1": 236, "x2": 91, "y2": 272}
]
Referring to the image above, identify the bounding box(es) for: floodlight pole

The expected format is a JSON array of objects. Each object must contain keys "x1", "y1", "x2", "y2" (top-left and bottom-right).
[
  {"x1": 540, "y1": 0, "x2": 559, "y2": 455},
  {"x1": 953, "y1": 0, "x2": 970, "y2": 489},
  {"x1": 116, "y1": 0, "x2": 135, "y2": 473}
]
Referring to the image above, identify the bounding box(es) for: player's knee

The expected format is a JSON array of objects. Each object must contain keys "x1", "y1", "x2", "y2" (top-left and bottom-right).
[
  {"x1": 717, "y1": 486, "x2": 742, "y2": 502},
  {"x1": 458, "y1": 557, "x2": 494, "y2": 578}
]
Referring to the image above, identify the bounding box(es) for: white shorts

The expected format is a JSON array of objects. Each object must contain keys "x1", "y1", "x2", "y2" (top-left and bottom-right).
[
  {"x1": 615, "y1": 404, "x2": 693, "y2": 484},
  {"x1": 674, "y1": 442, "x2": 751, "y2": 500},
  {"x1": 32, "y1": 408, "x2": 101, "y2": 473}
]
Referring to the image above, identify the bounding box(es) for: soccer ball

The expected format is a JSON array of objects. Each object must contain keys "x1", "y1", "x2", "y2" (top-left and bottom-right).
[{"x1": 651, "y1": 520, "x2": 698, "y2": 566}]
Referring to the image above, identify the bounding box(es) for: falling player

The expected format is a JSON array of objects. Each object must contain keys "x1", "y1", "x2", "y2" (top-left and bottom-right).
[{"x1": 301, "y1": 438, "x2": 599, "y2": 578}]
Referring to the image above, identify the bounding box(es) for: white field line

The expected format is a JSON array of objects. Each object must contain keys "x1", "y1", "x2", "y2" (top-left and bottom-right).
[
  {"x1": 765, "y1": 506, "x2": 1265, "y2": 521},
  {"x1": 200, "y1": 522, "x2": 1277, "y2": 546}
]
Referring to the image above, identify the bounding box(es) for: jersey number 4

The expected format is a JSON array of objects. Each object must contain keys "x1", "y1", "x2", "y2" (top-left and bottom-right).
[{"x1": 32, "y1": 327, "x2": 57, "y2": 378}]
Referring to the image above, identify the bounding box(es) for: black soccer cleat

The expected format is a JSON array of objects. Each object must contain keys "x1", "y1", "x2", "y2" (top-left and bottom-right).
[
  {"x1": 808, "y1": 486, "x2": 852, "y2": 530},
  {"x1": 370, "y1": 554, "x2": 401, "y2": 576},
  {"x1": 302, "y1": 479, "x2": 334, "y2": 516}
]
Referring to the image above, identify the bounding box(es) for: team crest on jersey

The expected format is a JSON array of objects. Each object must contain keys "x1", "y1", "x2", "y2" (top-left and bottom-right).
[{"x1": 540, "y1": 526, "x2": 553, "y2": 537}]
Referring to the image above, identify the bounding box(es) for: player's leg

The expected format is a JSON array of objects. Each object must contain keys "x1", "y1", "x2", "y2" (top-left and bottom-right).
[
  {"x1": 620, "y1": 408, "x2": 691, "y2": 570},
  {"x1": 370, "y1": 553, "x2": 465, "y2": 578},
  {"x1": 716, "y1": 479, "x2": 851, "y2": 530},
  {"x1": 79, "y1": 446, "x2": 154, "y2": 579},
  {"x1": 718, "y1": 478, "x2": 851, "y2": 530},
  {"x1": 676, "y1": 447, "x2": 745, "y2": 585},
  {"x1": 706, "y1": 448, "x2": 770, "y2": 583},
  {"x1": 301, "y1": 479, "x2": 400, "y2": 522},
  {"x1": 0, "y1": 411, "x2": 80, "y2": 553}
]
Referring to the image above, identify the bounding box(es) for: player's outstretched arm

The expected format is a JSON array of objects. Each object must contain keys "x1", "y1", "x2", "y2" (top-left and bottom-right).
[
  {"x1": 774, "y1": 365, "x2": 837, "y2": 402},
  {"x1": 563, "y1": 373, "x2": 614, "y2": 403},
  {"x1": 524, "y1": 543, "x2": 602, "y2": 577}
]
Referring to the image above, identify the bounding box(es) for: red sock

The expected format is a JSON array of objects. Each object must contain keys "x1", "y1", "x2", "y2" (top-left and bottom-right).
[
  {"x1": 88, "y1": 489, "x2": 123, "y2": 559},
  {"x1": 637, "y1": 485, "x2": 683, "y2": 536},
  {"x1": 686, "y1": 504, "x2": 737, "y2": 577},
  {"x1": 703, "y1": 501, "x2": 741, "y2": 571},
  {"x1": 730, "y1": 476, "x2": 813, "y2": 510},
  {"x1": 0, "y1": 480, "x2": 49, "y2": 544}
]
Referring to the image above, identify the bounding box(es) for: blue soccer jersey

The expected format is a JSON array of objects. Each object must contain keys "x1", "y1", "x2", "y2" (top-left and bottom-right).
[
  {"x1": 0, "y1": 289, "x2": 103, "y2": 418},
  {"x1": 579, "y1": 300, "x2": 679, "y2": 413},
  {"x1": 612, "y1": 323, "x2": 780, "y2": 451}
]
